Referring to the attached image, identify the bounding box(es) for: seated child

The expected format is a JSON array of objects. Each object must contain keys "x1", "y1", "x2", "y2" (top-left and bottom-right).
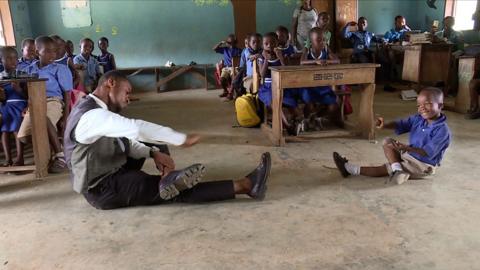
[
  {"x1": 18, "y1": 36, "x2": 73, "y2": 173},
  {"x1": 232, "y1": 34, "x2": 251, "y2": 96},
  {"x1": 333, "y1": 87, "x2": 450, "y2": 185},
  {"x1": 383, "y1": 15, "x2": 411, "y2": 44},
  {"x1": 66, "y1": 40, "x2": 76, "y2": 59},
  {"x1": 300, "y1": 27, "x2": 343, "y2": 129},
  {"x1": 305, "y1": 12, "x2": 332, "y2": 49},
  {"x1": 0, "y1": 47, "x2": 27, "y2": 166},
  {"x1": 74, "y1": 38, "x2": 101, "y2": 93},
  {"x1": 240, "y1": 33, "x2": 262, "y2": 94},
  {"x1": 432, "y1": 16, "x2": 464, "y2": 54},
  {"x1": 213, "y1": 34, "x2": 242, "y2": 100},
  {"x1": 96, "y1": 37, "x2": 117, "y2": 73},
  {"x1": 276, "y1": 26, "x2": 296, "y2": 62},
  {"x1": 342, "y1": 17, "x2": 378, "y2": 63},
  {"x1": 51, "y1": 35, "x2": 68, "y2": 66},
  {"x1": 17, "y1": 39, "x2": 36, "y2": 71},
  {"x1": 257, "y1": 32, "x2": 303, "y2": 135}
]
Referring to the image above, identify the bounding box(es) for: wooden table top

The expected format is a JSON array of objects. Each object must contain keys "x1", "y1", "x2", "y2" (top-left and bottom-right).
[
  {"x1": 0, "y1": 77, "x2": 48, "y2": 83},
  {"x1": 270, "y1": 63, "x2": 380, "y2": 72}
]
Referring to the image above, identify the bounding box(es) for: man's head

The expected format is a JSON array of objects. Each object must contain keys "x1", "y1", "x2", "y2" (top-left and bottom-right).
[
  {"x1": 417, "y1": 87, "x2": 444, "y2": 121},
  {"x1": 21, "y1": 38, "x2": 35, "y2": 60},
  {"x1": 35, "y1": 36, "x2": 57, "y2": 65},
  {"x1": 358, "y1": 17, "x2": 368, "y2": 31},
  {"x1": 95, "y1": 71, "x2": 132, "y2": 113}
]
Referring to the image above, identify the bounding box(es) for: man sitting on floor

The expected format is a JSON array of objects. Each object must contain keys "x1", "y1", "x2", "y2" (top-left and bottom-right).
[{"x1": 64, "y1": 71, "x2": 271, "y2": 210}]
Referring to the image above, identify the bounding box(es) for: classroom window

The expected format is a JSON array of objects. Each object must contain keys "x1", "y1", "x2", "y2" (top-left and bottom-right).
[{"x1": 450, "y1": 0, "x2": 477, "y2": 30}]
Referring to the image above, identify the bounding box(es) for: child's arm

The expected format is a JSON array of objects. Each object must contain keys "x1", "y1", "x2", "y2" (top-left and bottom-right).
[
  {"x1": 275, "y1": 48, "x2": 286, "y2": 66},
  {"x1": 0, "y1": 87, "x2": 5, "y2": 103},
  {"x1": 300, "y1": 48, "x2": 314, "y2": 65},
  {"x1": 259, "y1": 53, "x2": 269, "y2": 79},
  {"x1": 342, "y1": 22, "x2": 355, "y2": 39},
  {"x1": 11, "y1": 82, "x2": 27, "y2": 98},
  {"x1": 327, "y1": 48, "x2": 340, "y2": 64},
  {"x1": 213, "y1": 41, "x2": 225, "y2": 52},
  {"x1": 110, "y1": 54, "x2": 117, "y2": 70},
  {"x1": 375, "y1": 116, "x2": 396, "y2": 130},
  {"x1": 391, "y1": 140, "x2": 428, "y2": 157}
]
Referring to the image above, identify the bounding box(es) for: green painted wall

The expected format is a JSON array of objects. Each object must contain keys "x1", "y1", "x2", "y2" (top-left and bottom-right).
[
  {"x1": 9, "y1": 0, "x2": 32, "y2": 46},
  {"x1": 26, "y1": 0, "x2": 235, "y2": 68},
  {"x1": 256, "y1": 0, "x2": 297, "y2": 35}
]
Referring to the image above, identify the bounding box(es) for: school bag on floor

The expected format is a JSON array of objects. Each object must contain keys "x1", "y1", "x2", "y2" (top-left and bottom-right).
[{"x1": 235, "y1": 93, "x2": 261, "y2": 127}]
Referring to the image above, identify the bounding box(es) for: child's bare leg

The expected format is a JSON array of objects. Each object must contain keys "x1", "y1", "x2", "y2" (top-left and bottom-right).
[
  {"x1": 304, "y1": 103, "x2": 316, "y2": 117},
  {"x1": 47, "y1": 120, "x2": 62, "y2": 155},
  {"x1": 13, "y1": 132, "x2": 24, "y2": 166},
  {"x1": 382, "y1": 137, "x2": 402, "y2": 164},
  {"x1": 1, "y1": 132, "x2": 12, "y2": 165},
  {"x1": 360, "y1": 165, "x2": 389, "y2": 177},
  {"x1": 328, "y1": 103, "x2": 344, "y2": 128}
]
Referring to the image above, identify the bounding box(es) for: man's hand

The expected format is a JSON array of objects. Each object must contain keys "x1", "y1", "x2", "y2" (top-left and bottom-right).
[
  {"x1": 152, "y1": 151, "x2": 175, "y2": 176},
  {"x1": 375, "y1": 116, "x2": 384, "y2": 129},
  {"x1": 182, "y1": 134, "x2": 200, "y2": 147}
]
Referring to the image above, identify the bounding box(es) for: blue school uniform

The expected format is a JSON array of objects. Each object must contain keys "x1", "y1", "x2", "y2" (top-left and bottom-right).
[
  {"x1": 257, "y1": 58, "x2": 298, "y2": 108},
  {"x1": 278, "y1": 44, "x2": 295, "y2": 58},
  {"x1": 240, "y1": 48, "x2": 262, "y2": 77},
  {"x1": 383, "y1": 27, "x2": 410, "y2": 43},
  {"x1": 0, "y1": 83, "x2": 27, "y2": 132},
  {"x1": 395, "y1": 113, "x2": 450, "y2": 166},
  {"x1": 55, "y1": 55, "x2": 69, "y2": 66},
  {"x1": 73, "y1": 54, "x2": 101, "y2": 87},
  {"x1": 23, "y1": 60, "x2": 73, "y2": 99},
  {"x1": 342, "y1": 26, "x2": 377, "y2": 54},
  {"x1": 97, "y1": 52, "x2": 115, "y2": 73},
  {"x1": 299, "y1": 48, "x2": 337, "y2": 105},
  {"x1": 215, "y1": 46, "x2": 242, "y2": 67},
  {"x1": 17, "y1": 57, "x2": 35, "y2": 71}
]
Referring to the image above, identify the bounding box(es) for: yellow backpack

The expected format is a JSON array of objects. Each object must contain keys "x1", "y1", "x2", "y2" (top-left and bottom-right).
[{"x1": 235, "y1": 94, "x2": 261, "y2": 127}]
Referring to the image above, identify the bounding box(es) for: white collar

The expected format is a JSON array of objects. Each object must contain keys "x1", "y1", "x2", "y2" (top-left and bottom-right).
[{"x1": 89, "y1": 94, "x2": 108, "y2": 110}]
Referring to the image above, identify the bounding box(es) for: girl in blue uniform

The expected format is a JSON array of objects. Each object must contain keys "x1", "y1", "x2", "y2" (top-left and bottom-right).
[
  {"x1": 97, "y1": 37, "x2": 117, "y2": 73},
  {"x1": 0, "y1": 47, "x2": 27, "y2": 166},
  {"x1": 258, "y1": 32, "x2": 303, "y2": 135},
  {"x1": 300, "y1": 27, "x2": 343, "y2": 128}
]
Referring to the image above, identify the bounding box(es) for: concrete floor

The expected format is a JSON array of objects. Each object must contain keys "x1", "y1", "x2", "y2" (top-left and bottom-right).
[{"x1": 1, "y1": 88, "x2": 479, "y2": 270}]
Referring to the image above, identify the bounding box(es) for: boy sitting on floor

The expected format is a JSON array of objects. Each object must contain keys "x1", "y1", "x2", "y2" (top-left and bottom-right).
[{"x1": 333, "y1": 87, "x2": 450, "y2": 184}]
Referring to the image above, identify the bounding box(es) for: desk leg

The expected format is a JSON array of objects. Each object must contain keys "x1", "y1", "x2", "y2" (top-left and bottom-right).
[
  {"x1": 358, "y1": 83, "x2": 375, "y2": 140},
  {"x1": 27, "y1": 81, "x2": 50, "y2": 178},
  {"x1": 204, "y1": 66, "x2": 208, "y2": 90},
  {"x1": 271, "y1": 72, "x2": 284, "y2": 146}
]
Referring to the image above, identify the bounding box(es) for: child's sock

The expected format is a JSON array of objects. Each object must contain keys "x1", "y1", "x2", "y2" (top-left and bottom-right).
[
  {"x1": 345, "y1": 162, "x2": 360, "y2": 176},
  {"x1": 391, "y1": 162, "x2": 402, "y2": 172},
  {"x1": 55, "y1": 152, "x2": 65, "y2": 159}
]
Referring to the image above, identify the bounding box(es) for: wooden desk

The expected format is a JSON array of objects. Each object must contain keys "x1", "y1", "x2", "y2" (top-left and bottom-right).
[
  {"x1": 454, "y1": 56, "x2": 479, "y2": 113},
  {"x1": 402, "y1": 44, "x2": 452, "y2": 86},
  {"x1": 265, "y1": 64, "x2": 380, "y2": 146},
  {"x1": 0, "y1": 78, "x2": 49, "y2": 178}
]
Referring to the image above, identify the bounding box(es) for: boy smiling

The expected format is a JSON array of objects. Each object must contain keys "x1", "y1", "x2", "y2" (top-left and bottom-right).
[{"x1": 333, "y1": 87, "x2": 451, "y2": 184}]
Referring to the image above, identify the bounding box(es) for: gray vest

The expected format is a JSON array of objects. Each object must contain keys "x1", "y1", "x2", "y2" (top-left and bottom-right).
[{"x1": 64, "y1": 96, "x2": 129, "y2": 193}]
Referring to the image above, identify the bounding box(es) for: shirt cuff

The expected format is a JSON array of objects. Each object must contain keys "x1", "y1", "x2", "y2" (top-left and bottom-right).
[{"x1": 128, "y1": 139, "x2": 151, "y2": 159}]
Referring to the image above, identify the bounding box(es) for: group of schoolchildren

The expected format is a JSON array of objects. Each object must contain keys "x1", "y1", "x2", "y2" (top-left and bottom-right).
[
  {"x1": 214, "y1": 13, "x2": 452, "y2": 184},
  {"x1": 0, "y1": 35, "x2": 116, "y2": 171}
]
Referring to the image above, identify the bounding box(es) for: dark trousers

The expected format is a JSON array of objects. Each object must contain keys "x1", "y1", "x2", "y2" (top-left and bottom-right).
[{"x1": 83, "y1": 154, "x2": 235, "y2": 210}]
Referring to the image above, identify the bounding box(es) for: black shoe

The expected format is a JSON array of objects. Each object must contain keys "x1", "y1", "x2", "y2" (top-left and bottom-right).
[
  {"x1": 465, "y1": 109, "x2": 480, "y2": 120},
  {"x1": 246, "y1": 152, "x2": 271, "y2": 200},
  {"x1": 333, "y1": 152, "x2": 350, "y2": 178},
  {"x1": 159, "y1": 164, "x2": 206, "y2": 200}
]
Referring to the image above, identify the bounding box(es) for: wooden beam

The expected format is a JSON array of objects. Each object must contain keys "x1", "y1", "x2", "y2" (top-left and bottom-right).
[
  {"x1": 156, "y1": 66, "x2": 194, "y2": 88},
  {"x1": 231, "y1": 0, "x2": 256, "y2": 47}
]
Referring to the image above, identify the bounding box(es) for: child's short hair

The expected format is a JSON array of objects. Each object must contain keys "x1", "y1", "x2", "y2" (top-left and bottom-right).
[
  {"x1": 21, "y1": 38, "x2": 35, "y2": 48},
  {"x1": 227, "y1": 34, "x2": 237, "y2": 44},
  {"x1": 99, "y1": 37, "x2": 109, "y2": 44},
  {"x1": 66, "y1": 40, "x2": 73, "y2": 45},
  {"x1": 35, "y1": 36, "x2": 55, "y2": 50},
  {"x1": 395, "y1": 15, "x2": 405, "y2": 21},
  {"x1": 420, "y1": 87, "x2": 444, "y2": 103},
  {"x1": 50, "y1": 35, "x2": 64, "y2": 43},
  {"x1": 250, "y1": 33, "x2": 262, "y2": 41},
  {"x1": 444, "y1": 16, "x2": 454, "y2": 22},
  {"x1": 80, "y1": 37, "x2": 94, "y2": 47},
  {"x1": 263, "y1": 32, "x2": 278, "y2": 41},
  {"x1": 0, "y1": 46, "x2": 18, "y2": 59},
  {"x1": 309, "y1": 27, "x2": 325, "y2": 37},
  {"x1": 318, "y1": 11, "x2": 330, "y2": 19},
  {"x1": 358, "y1": 16, "x2": 367, "y2": 22},
  {"x1": 276, "y1": 25, "x2": 289, "y2": 35}
]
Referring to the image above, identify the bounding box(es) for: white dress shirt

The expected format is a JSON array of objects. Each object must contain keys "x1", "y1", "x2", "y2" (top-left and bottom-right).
[{"x1": 75, "y1": 94, "x2": 187, "y2": 159}]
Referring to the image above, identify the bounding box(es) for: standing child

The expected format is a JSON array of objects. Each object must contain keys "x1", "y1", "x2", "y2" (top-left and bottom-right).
[
  {"x1": 97, "y1": 37, "x2": 117, "y2": 73},
  {"x1": 18, "y1": 36, "x2": 73, "y2": 173},
  {"x1": 0, "y1": 47, "x2": 27, "y2": 166},
  {"x1": 213, "y1": 34, "x2": 242, "y2": 100},
  {"x1": 258, "y1": 32, "x2": 303, "y2": 135},
  {"x1": 342, "y1": 17, "x2": 378, "y2": 63},
  {"x1": 74, "y1": 38, "x2": 101, "y2": 93},
  {"x1": 300, "y1": 27, "x2": 343, "y2": 129},
  {"x1": 17, "y1": 39, "x2": 36, "y2": 71},
  {"x1": 333, "y1": 87, "x2": 450, "y2": 185}
]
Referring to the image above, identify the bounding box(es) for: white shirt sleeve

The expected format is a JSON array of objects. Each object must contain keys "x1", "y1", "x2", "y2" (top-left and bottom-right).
[
  {"x1": 292, "y1": 7, "x2": 300, "y2": 18},
  {"x1": 128, "y1": 139, "x2": 151, "y2": 159},
  {"x1": 75, "y1": 108, "x2": 187, "y2": 146}
]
